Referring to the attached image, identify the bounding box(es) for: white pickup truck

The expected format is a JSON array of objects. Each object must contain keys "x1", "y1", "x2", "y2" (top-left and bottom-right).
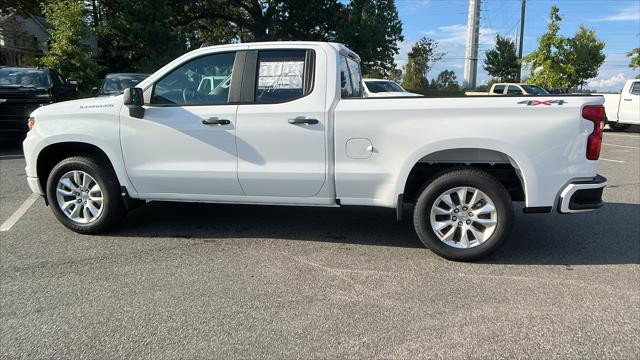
[
  {"x1": 23, "y1": 42, "x2": 607, "y2": 261},
  {"x1": 599, "y1": 79, "x2": 640, "y2": 131},
  {"x1": 465, "y1": 83, "x2": 550, "y2": 96}
]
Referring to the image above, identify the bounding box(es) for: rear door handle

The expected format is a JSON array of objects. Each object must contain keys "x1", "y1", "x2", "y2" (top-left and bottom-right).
[
  {"x1": 288, "y1": 117, "x2": 319, "y2": 125},
  {"x1": 202, "y1": 117, "x2": 231, "y2": 125}
]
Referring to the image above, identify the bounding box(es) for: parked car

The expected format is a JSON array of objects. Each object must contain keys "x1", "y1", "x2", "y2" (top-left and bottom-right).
[
  {"x1": 466, "y1": 83, "x2": 550, "y2": 96},
  {"x1": 362, "y1": 79, "x2": 421, "y2": 97},
  {"x1": 598, "y1": 80, "x2": 639, "y2": 131},
  {"x1": 92, "y1": 73, "x2": 149, "y2": 97},
  {"x1": 23, "y1": 42, "x2": 607, "y2": 261},
  {"x1": 0, "y1": 67, "x2": 77, "y2": 141}
]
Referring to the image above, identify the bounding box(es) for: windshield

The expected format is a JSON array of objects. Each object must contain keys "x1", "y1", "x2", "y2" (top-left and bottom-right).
[
  {"x1": 521, "y1": 85, "x2": 549, "y2": 95},
  {"x1": 0, "y1": 68, "x2": 51, "y2": 89},
  {"x1": 365, "y1": 80, "x2": 405, "y2": 93},
  {"x1": 100, "y1": 74, "x2": 149, "y2": 95}
]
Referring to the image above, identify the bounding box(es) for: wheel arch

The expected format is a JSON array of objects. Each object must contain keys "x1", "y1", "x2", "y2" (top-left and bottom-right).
[
  {"x1": 395, "y1": 142, "x2": 535, "y2": 206},
  {"x1": 35, "y1": 141, "x2": 129, "y2": 195}
]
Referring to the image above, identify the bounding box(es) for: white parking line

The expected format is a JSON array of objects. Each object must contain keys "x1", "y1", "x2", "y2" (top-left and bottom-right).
[
  {"x1": 600, "y1": 158, "x2": 625, "y2": 163},
  {"x1": 604, "y1": 133, "x2": 640, "y2": 139},
  {"x1": 0, "y1": 155, "x2": 24, "y2": 159},
  {"x1": 602, "y1": 143, "x2": 640, "y2": 150},
  {"x1": 0, "y1": 193, "x2": 39, "y2": 232}
]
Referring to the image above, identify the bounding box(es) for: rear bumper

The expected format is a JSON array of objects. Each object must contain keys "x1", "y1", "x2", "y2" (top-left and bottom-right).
[{"x1": 558, "y1": 175, "x2": 607, "y2": 213}]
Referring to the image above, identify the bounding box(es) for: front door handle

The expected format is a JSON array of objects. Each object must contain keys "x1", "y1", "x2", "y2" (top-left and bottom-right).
[
  {"x1": 202, "y1": 117, "x2": 231, "y2": 125},
  {"x1": 623, "y1": 98, "x2": 632, "y2": 101},
  {"x1": 288, "y1": 117, "x2": 319, "y2": 125}
]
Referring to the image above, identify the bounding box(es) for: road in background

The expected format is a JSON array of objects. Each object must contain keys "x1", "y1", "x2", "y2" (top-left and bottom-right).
[{"x1": 1, "y1": 130, "x2": 638, "y2": 359}]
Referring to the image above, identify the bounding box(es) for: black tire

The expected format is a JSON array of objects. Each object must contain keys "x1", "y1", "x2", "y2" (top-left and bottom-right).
[
  {"x1": 46, "y1": 156, "x2": 125, "y2": 234},
  {"x1": 412, "y1": 167, "x2": 514, "y2": 261},
  {"x1": 608, "y1": 122, "x2": 631, "y2": 131}
]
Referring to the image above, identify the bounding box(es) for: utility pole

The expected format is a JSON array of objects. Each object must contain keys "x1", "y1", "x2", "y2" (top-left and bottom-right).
[
  {"x1": 463, "y1": 0, "x2": 481, "y2": 89},
  {"x1": 517, "y1": 0, "x2": 526, "y2": 82}
]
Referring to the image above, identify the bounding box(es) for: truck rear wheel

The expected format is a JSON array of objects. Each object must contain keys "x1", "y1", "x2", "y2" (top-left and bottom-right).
[
  {"x1": 46, "y1": 156, "x2": 125, "y2": 234},
  {"x1": 412, "y1": 168, "x2": 513, "y2": 261}
]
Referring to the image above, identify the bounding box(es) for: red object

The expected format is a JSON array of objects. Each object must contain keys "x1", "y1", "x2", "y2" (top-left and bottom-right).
[{"x1": 582, "y1": 105, "x2": 605, "y2": 160}]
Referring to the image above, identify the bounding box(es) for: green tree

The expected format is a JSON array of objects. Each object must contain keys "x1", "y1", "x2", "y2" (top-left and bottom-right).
[
  {"x1": 524, "y1": 6, "x2": 606, "y2": 89},
  {"x1": 337, "y1": 0, "x2": 403, "y2": 77},
  {"x1": 401, "y1": 37, "x2": 444, "y2": 90},
  {"x1": 432, "y1": 70, "x2": 459, "y2": 89},
  {"x1": 629, "y1": 48, "x2": 640, "y2": 78},
  {"x1": 171, "y1": 0, "x2": 344, "y2": 43},
  {"x1": 483, "y1": 35, "x2": 519, "y2": 82},
  {"x1": 387, "y1": 67, "x2": 403, "y2": 83},
  {"x1": 38, "y1": 0, "x2": 100, "y2": 90},
  {"x1": 97, "y1": 0, "x2": 184, "y2": 72},
  {"x1": 524, "y1": 6, "x2": 569, "y2": 88},
  {"x1": 566, "y1": 26, "x2": 605, "y2": 89}
]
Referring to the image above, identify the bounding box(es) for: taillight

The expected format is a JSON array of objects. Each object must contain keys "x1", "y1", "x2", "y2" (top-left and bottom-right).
[
  {"x1": 28, "y1": 117, "x2": 35, "y2": 131},
  {"x1": 582, "y1": 105, "x2": 605, "y2": 160}
]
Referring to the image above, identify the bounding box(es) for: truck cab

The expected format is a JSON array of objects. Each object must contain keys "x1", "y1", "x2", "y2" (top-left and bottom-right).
[{"x1": 601, "y1": 80, "x2": 640, "y2": 130}]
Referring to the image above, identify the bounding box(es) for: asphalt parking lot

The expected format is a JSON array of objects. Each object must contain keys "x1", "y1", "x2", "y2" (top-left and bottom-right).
[{"x1": 1, "y1": 129, "x2": 639, "y2": 359}]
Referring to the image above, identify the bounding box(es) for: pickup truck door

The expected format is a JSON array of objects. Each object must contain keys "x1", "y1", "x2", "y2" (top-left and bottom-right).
[
  {"x1": 235, "y1": 49, "x2": 326, "y2": 197},
  {"x1": 120, "y1": 51, "x2": 244, "y2": 196},
  {"x1": 619, "y1": 81, "x2": 640, "y2": 124}
]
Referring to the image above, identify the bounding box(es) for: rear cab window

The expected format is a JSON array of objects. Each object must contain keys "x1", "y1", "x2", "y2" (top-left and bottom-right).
[{"x1": 340, "y1": 56, "x2": 363, "y2": 98}]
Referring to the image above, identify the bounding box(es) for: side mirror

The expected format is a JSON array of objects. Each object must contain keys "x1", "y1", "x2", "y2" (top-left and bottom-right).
[
  {"x1": 91, "y1": 87, "x2": 98, "y2": 96},
  {"x1": 123, "y1": 87, "x2": 145, "y2": 119},
  {"x1": 66, "y1": 79, "x2": 79, "y2": 92}
]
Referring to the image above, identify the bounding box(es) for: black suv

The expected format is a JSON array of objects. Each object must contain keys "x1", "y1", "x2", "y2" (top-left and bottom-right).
[{"x1": 0, "y1": 67, "x2": 78, "y2": 142}]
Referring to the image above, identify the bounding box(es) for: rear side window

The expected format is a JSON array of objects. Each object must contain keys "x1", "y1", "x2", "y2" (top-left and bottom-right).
[
  {"x1": 492, "y1": 85, "x2": 505, "y2": 94},
  {"x1": 507, "y1": 85, "x2": 523, "y2": 95},
  {"x1": 340, "y1": 57, "x2": 354, "y2": 97},
  {"x1": 340, "y1": 56, "x2": 363, "y2": 98},
  {"x1": 151, "y1": 52, "x2": 235, "y2": 105},
  {"x1": 255, "y1": 50, "x2": 306, "y2": 103},
  {"x1": 347, "y1": 58, "x2": 363, "y2": 97},
  {"x1": 631, "y1": 82, "x2": 640, "y2": 95}
]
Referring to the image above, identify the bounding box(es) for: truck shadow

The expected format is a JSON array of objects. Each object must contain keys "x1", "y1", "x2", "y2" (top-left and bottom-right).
[{"x1": 112, "y1": 201, "x2": 639, "y2": 265}]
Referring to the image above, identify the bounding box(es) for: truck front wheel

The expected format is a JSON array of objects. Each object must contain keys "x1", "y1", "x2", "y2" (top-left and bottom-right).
[
  {"x1": 412, "y1": 168, "x2": 514, "y2": 261},
  {"x1": 46, "y1": 156, "x2": 125, "y2": 234}
]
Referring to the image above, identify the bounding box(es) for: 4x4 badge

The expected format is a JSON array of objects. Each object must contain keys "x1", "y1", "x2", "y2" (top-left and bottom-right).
[
  {"x1": 0, "y1": 99, "x2": 7, "y2": 104},
  {"x1": 518, "y1": 99, "x2": 566, "y2": 106}
]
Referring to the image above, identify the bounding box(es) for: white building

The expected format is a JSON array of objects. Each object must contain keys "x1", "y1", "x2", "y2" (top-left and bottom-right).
[{"x1": 0, "y1": 11, "x2": 52, "y2": 66}]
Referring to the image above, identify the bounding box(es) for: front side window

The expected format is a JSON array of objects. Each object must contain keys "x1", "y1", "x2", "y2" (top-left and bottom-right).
[
  {"x1": 507, "y1": 85, "x2": 523, "y2": 95},
  {"x1": 521, "y1": 84, "x2": 549, "y2": 95},
  {"x1": 255, "y1": 50, "x2": 306, "y2": 103},
  {"x1": 151, "y1": 52, "x2": 235, "y2": 105},
  {"x1": 631, "y1": 81, "x2": 640, "y2": 95}
]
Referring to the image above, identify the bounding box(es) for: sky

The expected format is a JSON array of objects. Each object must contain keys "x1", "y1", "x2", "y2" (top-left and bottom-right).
[{"x1": 391, "y1": 0, "x2": 640, "y2": 91}]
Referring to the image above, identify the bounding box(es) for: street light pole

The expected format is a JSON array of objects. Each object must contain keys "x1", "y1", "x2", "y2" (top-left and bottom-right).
[{"x1": 517, "y1": 0, "x2": 526, "y2": 82}]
